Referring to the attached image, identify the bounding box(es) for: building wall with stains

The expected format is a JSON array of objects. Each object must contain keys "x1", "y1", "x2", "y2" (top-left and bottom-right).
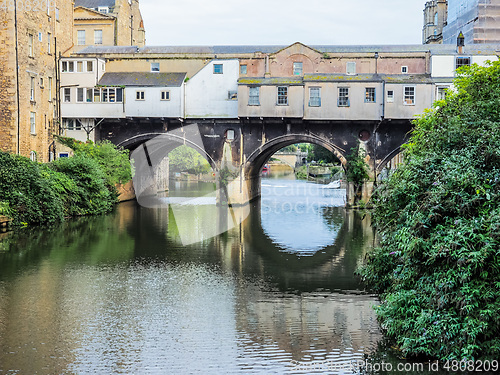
[{"x1": 0, "y1": 1, "x2": 73, "y2": 162}]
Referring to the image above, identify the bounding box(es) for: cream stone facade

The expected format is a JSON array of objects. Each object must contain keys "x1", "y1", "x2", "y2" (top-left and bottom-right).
[
  {"x1": 73, "y1": 0, "x2": 145, "y2": 52},
  {"x1": 0, "y1": 1, "x2": 74, "y2": 162}
]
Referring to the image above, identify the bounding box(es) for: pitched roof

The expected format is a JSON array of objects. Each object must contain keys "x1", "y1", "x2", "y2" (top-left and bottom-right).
[
  {"x1": 98, "y1": 72, "x2": 187, "y2": 87},
  {"x1": 74, "y1": 6, "x2": 115, "y2": 20},
  {"x1": 74, "y1": 0, "x2": 115, "y2": 9},
  {"x1": 75, "y1": 43, "x2": 500, "y2": 56}
]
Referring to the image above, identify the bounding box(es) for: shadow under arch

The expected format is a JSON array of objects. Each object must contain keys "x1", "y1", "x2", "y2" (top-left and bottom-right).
[
  {"x1": 118, "y1": 132, "x2": 218, "y2": 171},
  {"x1": 245, "y1": 134, "x2": 346, "y2": 178}
]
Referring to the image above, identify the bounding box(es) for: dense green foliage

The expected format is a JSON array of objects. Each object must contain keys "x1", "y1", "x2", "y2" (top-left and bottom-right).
[
  {"x1": 0, "y1": 152, "x2": 64, "y2": 225},
  {"x1": 169, "y1": 145, "x2": 212, "y2": 175},
  {"x1": 345, "y1": 146, "x2": 370, "y2": 203},
  {"x1": 49, "y1": 155, "x2": 115, "y2": 216},
  {"x1": 359, "y1": 61, "x2": 500, "y2": 360},
  {"x1": 0, "y1": 139, "x2": 130, "y2": 226},
  {"x1": 56, "y1": 137, "x2": 132, "y2": 186}
]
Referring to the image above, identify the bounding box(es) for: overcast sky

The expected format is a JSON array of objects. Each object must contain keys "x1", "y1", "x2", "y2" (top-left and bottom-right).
[{"x1": 140, "y1": 0, "x2": 426, "y2": 46}]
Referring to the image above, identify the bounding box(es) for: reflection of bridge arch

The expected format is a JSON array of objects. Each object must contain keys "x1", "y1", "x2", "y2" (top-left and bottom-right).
[
  {"x1": 118, "y1": 132, "x2": 218, "y2": 171},
  {"x1": 245, "y1": 134, "x2": 346, "y2": 178}
]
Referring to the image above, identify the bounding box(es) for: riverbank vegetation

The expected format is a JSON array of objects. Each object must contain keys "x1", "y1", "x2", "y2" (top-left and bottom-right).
[
  {"x1": 359, "y1": 61, "x2": 500, "y2": 360},
  {"x1": 0, "y1": 138, "x2": 131, "y2": 227}
]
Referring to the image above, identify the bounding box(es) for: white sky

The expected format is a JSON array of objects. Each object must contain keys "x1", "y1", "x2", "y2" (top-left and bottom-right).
[{"x1": 140, "y1": 0, "x2": 427, "y2": 46}]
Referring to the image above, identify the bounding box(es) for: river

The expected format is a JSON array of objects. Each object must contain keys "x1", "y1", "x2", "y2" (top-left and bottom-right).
[{"x1": 0, "y1": 167, "x2": 385, "y2": 374}]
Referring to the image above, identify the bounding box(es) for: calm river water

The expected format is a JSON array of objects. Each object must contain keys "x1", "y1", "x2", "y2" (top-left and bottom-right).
[{"x1": 0, "y1": 168, "x2": 387, "y2": 374}]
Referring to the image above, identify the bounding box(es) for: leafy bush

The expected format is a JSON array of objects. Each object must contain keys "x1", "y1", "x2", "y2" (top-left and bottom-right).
[
  {"x1": 359, "y1": 61, "x2": 500, "y2": 360},
  {"x1": 56, "y1": 137, "x2": 132, "y2": 186},
  {"x1": 51, "y1": 154, "x2": 115, "y2": 216},
  {"x1": 0, "y1": 152, "x2": 64, "y2": 225}
]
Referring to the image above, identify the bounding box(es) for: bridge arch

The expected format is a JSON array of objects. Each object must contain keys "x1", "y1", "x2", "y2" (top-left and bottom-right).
[
  {"x1": 245, "y1": 134, "x2": 346, "y2": 178},
  {"x1": 118, "y1": 132, "x2": 218, "y2": 171}
]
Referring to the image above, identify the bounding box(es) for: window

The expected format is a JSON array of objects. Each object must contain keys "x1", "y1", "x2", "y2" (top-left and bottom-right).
[
  {"x1": 248, "y1": 86, "x2": 260, "y2": 106},
  {"x1": 30, "y1": 151, "x2": 37, "y2": 162},
  {"x1": 63, "y1": 119, "x2": 81, "y2": 131},
  {"x1": 28, "y1": 34, "x2": 33, "y2": 56},
  {"x1": 47, "y1": 33, "x2": 51, "y2": 53},
  {"x1": 293, "y1": 62, "x2": 303, "y2": 76},
  {"x1": 77, "y1": 30, "x2": 86, "y2": 45},
  {"x1": 77, "y1": 61, "x2": 83, "y2": 72},
  {"x1": 456, "y1": 57, "x2": 471, "y2": 70},
  {"x1": 161, "y1": 91, "x2": 170, "y2": 100},
  {"x1": 55, "y1": 7, "x2": 59, "y2": 21},
  {"x1": 338, "y1": 87, "x2": 349, "y2": 106},
  {"x1": 101, "y1": 88, "x2": 109, "y2": 102},
  {"x1": 387, "y1": 90, "x2": 394, "y2": 103},
  {"x1": 48, "y1": 77, "x2": 52, "y2": 101},
  {"x1": 213, "y1": 64, "x2": 223, "y2": 74},
  {"x1": 86, "y1": 88, "x2": 93, "y2": 102},
  {"x1": 40, "y1": 77, "x2": 44, "y2": 88},
  {"x1": 309, "y1": 87, "x2": 321, "y2": 107},
  {"x1": 404, "y1": 86, "x2": 415, "y2": 105},
  {"x1": 365, "y1": 88, "x2": 376, "y2": 103},
  {"x1": 151, "y1": 62, "x2": 160, "y2": 72},
  {"x1": 98, "y1": 6, "x2": 108, "y2": 13},
  {"x1": 437, "y1": 86, "x2": 448, "y2": 101},
  {"x1": 38, "y1": 32, "x2": 42, "y2": 42},
  {"x1": 30, "y1": 77, "x2": 35, "y2": 101},
  {"x1": 30, "y1": 112, "x2": 36, "y2": 134},
  {"x1": 116, "y1": 88, "x2": 123, "y2": 102},
  {"x1": 64, "y1": 88, "x2": 71, "y2": 102},
  {"x1": 87, "y1": 61, "x2": 93, "y2": 72},
  {"x1": 277, "y1": 86, "x2": 288, "y2": 105},
  {"x1": 94, "y1": 30, "x2": 103, "y2": 45},
  {"x1": 227, "y1": 91, "x2": 237, "y2": 100},
  {"x1": 346, "y1": 62, "x2": 356, "y2": 75},
  {"x1": 62, "y1": 61, "x2": 67, "y2": 72},
  {"x1": 401, "y1": 66, "x2": 408, "y2": 74},
  {"x1": 93, "y1": 88, "x2": 101, "y2": 102},
  {"x1": 136, "y1": 91, "x2": 145, "y2": 100},
  {"x1": 77, "y1": 88, "x2": 84, "y2": 102},
  {"x1": 108, "y1": 88, "x2": 116, "y2": 102},
  {"x1": 240, "y1": 65, "x2": 247, "y2": 75},
  {"x1": 226, "y1": 129, "x2": 235, "y2": 141}
]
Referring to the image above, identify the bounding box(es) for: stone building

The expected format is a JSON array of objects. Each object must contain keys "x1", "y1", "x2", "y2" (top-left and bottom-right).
[
  {"x1": 0, "y1": 1, "x2": 73, "y2": 162},
  {"x1": 423, "y1": 0, "x2": 448, "y2": 44},
  {"x1": 73, "y1": 0, "x2": 146, "y2": 52}
]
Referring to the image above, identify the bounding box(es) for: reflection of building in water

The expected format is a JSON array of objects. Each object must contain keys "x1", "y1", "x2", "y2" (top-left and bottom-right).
[
  {"x1": 215, "y1": 207, "x2": 382, "y2": 361},
  {"x1": 234, "y1": 289, "x2": 382, "y2": 361}
]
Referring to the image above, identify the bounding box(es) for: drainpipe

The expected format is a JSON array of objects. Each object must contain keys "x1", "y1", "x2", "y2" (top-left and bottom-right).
[
  {"x1": 56, "y1": 39, "x2": 61, "y2": 135},
  {"x1": 14, "y1": 0, "x2": 20, "y2": 154},
  {"x1": 130, "y1": 15, "x2": 134, "y2": 45}
]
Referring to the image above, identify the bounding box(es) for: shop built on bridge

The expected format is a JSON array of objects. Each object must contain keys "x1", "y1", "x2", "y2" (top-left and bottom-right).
[{"x1": 58, "y1": 42, "x2": 499, "y2": 204}]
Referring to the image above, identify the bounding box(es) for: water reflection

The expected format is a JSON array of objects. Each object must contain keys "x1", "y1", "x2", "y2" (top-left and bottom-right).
[{"x1": 0, "y1": 177, "x2": 382, "y2": 374}]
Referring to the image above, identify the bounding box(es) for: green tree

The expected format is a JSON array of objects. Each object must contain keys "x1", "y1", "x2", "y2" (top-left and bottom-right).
[
  {"x1": 169, "y1": 145, "x2": 212, "y2": 175},
  {"x1": 345, "y1": 145, "x2": 370, "y2": 202},
  {"x1": 359, "y1": 61, "x2": 500, "y2": 360}
]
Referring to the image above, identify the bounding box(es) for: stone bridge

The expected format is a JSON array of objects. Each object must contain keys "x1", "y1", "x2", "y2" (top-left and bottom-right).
[{"x1": 97, "y1": 117, "x2": 412, "y2": 205}]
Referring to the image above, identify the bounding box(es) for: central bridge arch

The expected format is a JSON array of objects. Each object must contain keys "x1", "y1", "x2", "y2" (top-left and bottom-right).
[
  {"x1": 244, "y1": 133, "x2": 348, "y2": 203},
  {"x1": 245, "y1": 134, "x2": 346, "y2": 178}
]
